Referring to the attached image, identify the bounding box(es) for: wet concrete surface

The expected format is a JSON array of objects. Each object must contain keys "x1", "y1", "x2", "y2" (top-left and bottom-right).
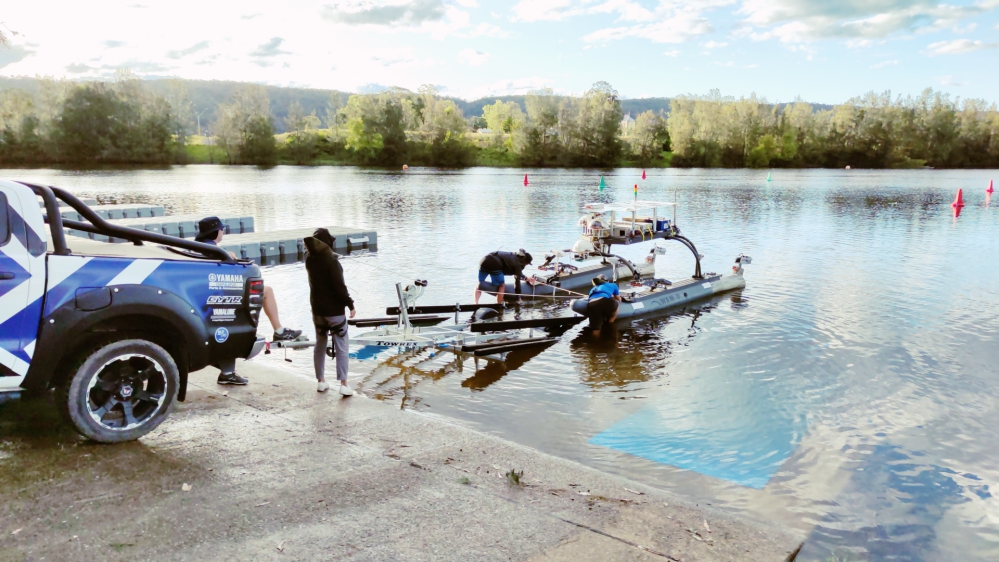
[{"x1": 0, "y1": 361, "x2": 803, "y2": 561}]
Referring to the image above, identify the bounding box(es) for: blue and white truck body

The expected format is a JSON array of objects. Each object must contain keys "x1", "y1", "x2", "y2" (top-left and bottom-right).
[{"x1": 0, "y1": 180, "x2": 265, "y2": 442}]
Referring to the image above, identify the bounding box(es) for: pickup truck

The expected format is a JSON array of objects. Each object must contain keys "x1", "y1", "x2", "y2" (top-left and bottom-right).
[{"x1": 0, "y1": 180, "x2": 265, "y2": 442}]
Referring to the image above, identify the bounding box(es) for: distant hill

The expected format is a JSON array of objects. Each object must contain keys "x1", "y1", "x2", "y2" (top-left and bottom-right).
[
  {"x1": 447, "y1": 95, "x2": 672, "y2": 118},
  {"x1": 0, "y1": 76, "x2": 831, "y2": 132},
  {"x1": 0, "y1": 76, "x2": 346, "y2": 133}
]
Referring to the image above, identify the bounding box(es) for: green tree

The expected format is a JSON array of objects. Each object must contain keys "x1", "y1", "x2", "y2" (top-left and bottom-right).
[
  {"x1": 212, "y1": 85, "x2": 275, "y2": 165},
  {"x1": 325, "y1": 92, "x2": 344, "y2": 141},
  {"x1": 631, "y1": 110, "x2": 669, "y2": 165},
  {"x1": 343, "y1": 93, "x2": 408, "y2": 166},
  {"x1": 52, "y1": 82, "x2": 177, "y2": 164},
  {"x1": 241, "y1": 116, "x2": 277, "y2": 165}
]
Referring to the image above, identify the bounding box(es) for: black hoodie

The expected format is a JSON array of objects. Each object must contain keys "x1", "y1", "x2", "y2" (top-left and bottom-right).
[{"x1": 304, "y1": 236, "x2": 354, "y2": 317}]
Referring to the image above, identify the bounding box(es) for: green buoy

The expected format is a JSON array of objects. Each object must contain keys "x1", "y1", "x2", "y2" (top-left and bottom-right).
[
  {"x1": 599, "y1": 176, "x2": 606, "y2": 191},
  {"x1": 766, "y1": 172, "x2": 772, "y2": 182}
]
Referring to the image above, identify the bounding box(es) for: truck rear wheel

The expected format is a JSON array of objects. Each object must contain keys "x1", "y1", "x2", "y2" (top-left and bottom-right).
[{"x1": 59, "y1": 339, "x2": 179, "y2": 443}]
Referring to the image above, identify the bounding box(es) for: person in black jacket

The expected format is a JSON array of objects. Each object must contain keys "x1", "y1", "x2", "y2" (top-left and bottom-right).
[
  {"x1": 304, "y1": 228, "x2": 357, "y2": 396},
  {"x1": 474, "y1": 249, "x2": 533, "y2": 304}
]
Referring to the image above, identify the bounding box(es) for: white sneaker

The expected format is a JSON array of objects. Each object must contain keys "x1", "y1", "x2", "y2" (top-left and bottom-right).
[
  {"x1": 317, "y1": 381, "x2": 330, "y2": 393},
  {"x1": 339, "y1": 383, "x2": 354, "y2": 396}
]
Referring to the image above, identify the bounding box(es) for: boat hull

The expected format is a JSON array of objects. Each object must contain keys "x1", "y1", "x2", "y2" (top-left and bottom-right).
[{"x1": 571, "y1": 272, "x2": 746, "y2": 321}]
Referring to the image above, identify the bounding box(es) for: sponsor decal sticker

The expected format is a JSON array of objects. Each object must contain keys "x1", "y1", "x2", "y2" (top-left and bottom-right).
[
  {"x1": 211, "y1": 308, "x2": 237, "y2": 323},
  {"x1": 214, "y1": 327, "x2": 229, "y2": 343},
  {"x1": 208, "y1": 273, "x2": 244, "y2": 291},
  {"x1": 207, "y1": 295, "x2": 242, "y2": 305}
]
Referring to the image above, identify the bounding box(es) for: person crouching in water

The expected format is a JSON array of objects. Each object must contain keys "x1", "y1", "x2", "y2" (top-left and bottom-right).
[
  {"x1": 474, "y1": 249, "x2": 533, "y2": 304},
  {"x1": 304, "y1": 228, "x2": 356, "y2": 395},
  {"x1": 587, "y1": 275, "x2": 620, "y2": 337}
]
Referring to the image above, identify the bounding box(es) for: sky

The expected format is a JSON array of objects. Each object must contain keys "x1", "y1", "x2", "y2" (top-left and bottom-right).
[{"x1": 2, "y1": 0, "x2": 999, "y2": 103}]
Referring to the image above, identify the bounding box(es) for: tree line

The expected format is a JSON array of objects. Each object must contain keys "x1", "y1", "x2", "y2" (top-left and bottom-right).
[
  {"x1": 0, "y1": 75, "x2": 997, "y2": 168},
  {"x1": 666, "y1": 89, "x2": 999, "y2": 168}
]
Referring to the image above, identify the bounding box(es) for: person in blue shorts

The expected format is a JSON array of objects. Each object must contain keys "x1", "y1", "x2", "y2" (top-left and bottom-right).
[
  {"x1": 196, "y1": 216, "x2": 301, "y2": 386},
  {"x1": 474, "y1": 249, "x2": 532, "y2": 304},
  {"x1": 586, "y1": 275, "x2": 620, "y2": 336}
]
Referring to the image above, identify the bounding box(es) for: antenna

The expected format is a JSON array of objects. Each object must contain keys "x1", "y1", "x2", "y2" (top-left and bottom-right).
[{"x1": 673, "y1": 190, "x2": 677, "y2": 225}]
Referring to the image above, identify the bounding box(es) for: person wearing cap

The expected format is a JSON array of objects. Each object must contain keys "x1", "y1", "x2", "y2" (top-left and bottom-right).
[
  {"x1": 474, "y1": 249, "x2": 533, "y2": 304},
  {"x1": 303, "y1": 228, "x2": 356, "y2": 395},
  {"x1": 586, "y1": 275, "x2": 620, "y2": 337},
  {"x1": 196, "y1": 217, "x2": 302, "y2": 385}
]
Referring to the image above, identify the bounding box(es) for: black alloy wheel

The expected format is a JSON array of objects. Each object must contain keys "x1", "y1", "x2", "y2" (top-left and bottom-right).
[
  {"x1": 86, "y1": 354, "x2": 167, "y2": 431},
  {"x1": 60, "y1": 339, "x2": 179, "y2": 443}
]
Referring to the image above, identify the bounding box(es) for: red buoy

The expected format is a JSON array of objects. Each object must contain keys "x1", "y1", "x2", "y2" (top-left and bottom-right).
[
  {"x1": 951, "y1": 189, "x2": 965, "y2": 208},
  {"x1": 641, "y1": 169, "x2": 646, "y2": 180},
  {"x1": 524, "y1": 174, "x2": 529, "y2": 186},
  {"x1": 988, "y1": 179, "x2": 994, "y2": 195}
]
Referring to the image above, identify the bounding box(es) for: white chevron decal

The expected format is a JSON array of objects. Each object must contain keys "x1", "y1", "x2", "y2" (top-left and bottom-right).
[{"x1": 106, "y1": 259, "x2": 162, "y2": 286}]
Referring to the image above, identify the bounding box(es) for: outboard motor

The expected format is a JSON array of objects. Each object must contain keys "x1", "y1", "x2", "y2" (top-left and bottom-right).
[
  {"x1": 473, "y1": 307, "x2": 500, "y2": 322},
  {"x1": 733, "y1": 255, "x2": 752, "y2": 275}
]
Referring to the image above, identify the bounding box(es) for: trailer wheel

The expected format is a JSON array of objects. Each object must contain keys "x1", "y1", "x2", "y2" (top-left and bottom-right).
[{"x1": 58, "y1": 339, "x2": 178, "y2": 443}]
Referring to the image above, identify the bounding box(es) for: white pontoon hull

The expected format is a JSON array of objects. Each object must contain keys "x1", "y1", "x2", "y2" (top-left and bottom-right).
[{"x1": 571, "y1": 271, "x2": 746, "y2": 321}]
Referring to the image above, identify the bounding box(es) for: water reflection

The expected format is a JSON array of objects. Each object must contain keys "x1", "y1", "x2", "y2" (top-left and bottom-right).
[
  {"x1": 569, "y1": 297, "x2": 728, "y2": 389},
  {"x1": 460, "y1": 344, "x2": 555, "y2": 391}
]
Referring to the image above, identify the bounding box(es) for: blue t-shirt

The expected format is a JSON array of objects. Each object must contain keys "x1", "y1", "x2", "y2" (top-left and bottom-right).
[{"x1": 589, "y1": 283, "x2": 619, "y2": 300}]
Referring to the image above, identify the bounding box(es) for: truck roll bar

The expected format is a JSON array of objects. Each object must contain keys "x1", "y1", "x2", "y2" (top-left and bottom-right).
[{"x1": 17, "y1": 181, "x2": 235, "y2": 263}]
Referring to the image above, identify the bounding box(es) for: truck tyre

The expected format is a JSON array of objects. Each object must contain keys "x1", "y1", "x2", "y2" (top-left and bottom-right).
[{"x1": 58, "y1": 339, "x2": 179, "y2": 443}]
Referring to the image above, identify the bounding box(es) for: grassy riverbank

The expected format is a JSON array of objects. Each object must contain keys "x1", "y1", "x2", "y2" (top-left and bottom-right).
[{"x1": 183, "y1": 142, "x2": 674, "y2": 168}]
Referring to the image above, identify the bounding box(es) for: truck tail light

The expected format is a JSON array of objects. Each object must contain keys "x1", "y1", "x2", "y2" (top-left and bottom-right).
[{"x1": 246, "y1": 278, "x2": 263, "y2": 326}]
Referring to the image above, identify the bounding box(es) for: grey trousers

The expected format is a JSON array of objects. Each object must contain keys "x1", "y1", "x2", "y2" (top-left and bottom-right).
[{"x1": 314, "y1": 315, "x2": 349, "y2": 382}]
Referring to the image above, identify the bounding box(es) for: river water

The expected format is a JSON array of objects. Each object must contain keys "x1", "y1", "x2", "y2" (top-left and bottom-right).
[{"x1": 9, "y1": 166, "x2": 999, "y2": 561}]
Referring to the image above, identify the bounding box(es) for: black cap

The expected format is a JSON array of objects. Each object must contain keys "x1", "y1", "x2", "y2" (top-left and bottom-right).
[
  {"x1": 518, "y1": 249, "x2": 533, "y2": 264},
  {"x1": 196, "y1": 216, "x2": 223, "y2": 242},
  {"x1": 592, "y1": 274, "x2": 608, "y2": 286}
]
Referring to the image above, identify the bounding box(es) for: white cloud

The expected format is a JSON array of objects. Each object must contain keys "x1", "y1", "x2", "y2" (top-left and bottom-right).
[
  {"x1": 582, "y1": 0, "x2": 736, "y2": 44},
  {"x1": 458, "y1": 48, "x2": 489, "y2": 66},
  {"x1": 938, "y1": 75, "x2": 966, "y2": 86},
  {"x1": 587, "y1": 0, "x2": 655, "y2": 22},
  {"x1": 511, "y1": 0, "x2": 579, "y2": 22},
  {"x1": 738, "y1": 0, "x2": 999, "y2": 44},
  {"x1": 467, "y1": 22, "x2": 509, "y2": 38},
  {"x1": 870, "y1": 59, "x2": 898, "y2": 68},
  {"x1": 454, "y1": 0, "x2": 478, "y2": 6},
  {"x1": 925, "y1": 39, "x2": 999, "y2": 55},
  {"x1": 322, "y1": 0, "x2": 447, "y2": 26},
  {"x1": 663, "y1": 49, "x2": 681, "y2": 57},
  {"x1": 321, "y1": 0, "x2": 473, "y2": 39},
  {"x1": 703, "y1": 40, "x2": 728, "y2": 48},
  {"x1": 451, "y1": 76, "x2": 554, "y2": 99}
]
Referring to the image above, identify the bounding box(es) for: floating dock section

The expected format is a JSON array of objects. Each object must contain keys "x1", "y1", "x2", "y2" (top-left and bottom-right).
[
  {"x1": 50, "y1": 196, "x2": 376, "y2": 260},
  {"x1": 60, "y1": 203, "x2": 165, "y2": 221},
  {"x1": 67, "y1": 213, "x2": 255, "y2": 242},
  {"x1": 220, "y1": 226, "x2": 376, "y2": 260}
]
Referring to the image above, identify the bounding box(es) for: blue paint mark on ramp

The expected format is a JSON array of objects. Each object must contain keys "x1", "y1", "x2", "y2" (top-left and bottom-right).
[{"x1": 590, "y1": 405, "x2": 802, "y2": 489}]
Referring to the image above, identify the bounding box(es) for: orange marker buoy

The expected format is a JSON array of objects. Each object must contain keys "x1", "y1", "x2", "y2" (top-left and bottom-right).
[
  {"x1": 524, "y1": 174, "x2": 529, "y2": 186},
  {"x1": 988, "y1": 179, "x2": 994, "y2": 195},
  {"x1": 402, "y1": 164, "x2": 408, "y2": 171},
  {"x1": 951, "y1": 189, "x2": 965, "y2": 208},
  {"x1": 641, "y1": 169, "x2": 646, "y2": 180}
]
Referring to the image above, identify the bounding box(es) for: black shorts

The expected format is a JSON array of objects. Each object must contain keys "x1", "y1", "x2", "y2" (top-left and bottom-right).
[{"x1": 586, "y1": 298, "x2": 618, "y2": 330}]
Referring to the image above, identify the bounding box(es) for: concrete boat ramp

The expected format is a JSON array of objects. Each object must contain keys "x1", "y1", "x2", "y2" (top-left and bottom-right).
[
  {"x1": 0, "y1": 360, "x2": 803, "y2": 561},
  {"x1": 56, "y1": 197, "x2": 376, "y2": 259}
]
